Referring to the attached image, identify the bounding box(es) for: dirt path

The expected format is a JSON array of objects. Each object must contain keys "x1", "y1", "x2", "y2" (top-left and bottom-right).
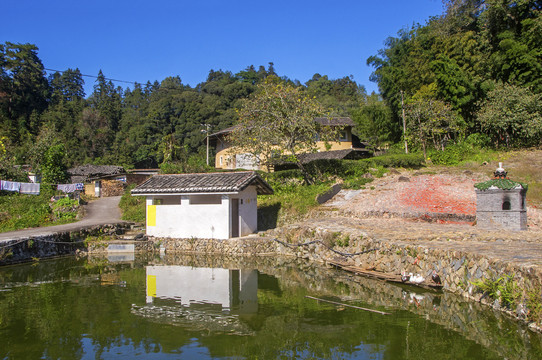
[{"x1": 0, "y1": 196, "x2": 126, "y2": 241}]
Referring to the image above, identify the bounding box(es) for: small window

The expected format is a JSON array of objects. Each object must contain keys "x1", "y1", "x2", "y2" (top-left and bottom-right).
[
  {"x1": 502, "y1": 201, "x2": 511, "y2": 210},
  {"x1": 219, "y1": 156, "x2": 223, "y2": 166},
  {"x1": 339, "y1": 130, "x2": 348, "y2": 141},
  {"x1": 189, "y1": 195, "x2": 222, "y2": 205}
]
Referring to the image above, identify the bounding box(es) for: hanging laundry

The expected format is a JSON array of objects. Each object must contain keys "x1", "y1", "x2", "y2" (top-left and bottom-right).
[
  {"x1": 57, "y1": 183, "x2": 77, "y2": 193},
  {"x1": 57, "y1": 183, "x2": 84, "y2": 193},
  {"x1": 20, "y1": 182, "x2": 40, "y2": 195},
  {"x1": 1, "y1": 180, "x2": 21, "y2": 192}
]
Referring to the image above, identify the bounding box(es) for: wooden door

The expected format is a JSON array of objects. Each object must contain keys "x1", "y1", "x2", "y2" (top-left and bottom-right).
[{"x1": 231, "y1": 199, "x2": 239, "y2": 238}]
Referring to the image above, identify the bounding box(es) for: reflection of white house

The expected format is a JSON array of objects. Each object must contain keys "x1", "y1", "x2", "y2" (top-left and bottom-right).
[
  {"x1": 146, "y1": 265, "x2": 258, "y2": 313},
  {"x1": 131, "y1": 171, "x2": 274, "y2": 239}
]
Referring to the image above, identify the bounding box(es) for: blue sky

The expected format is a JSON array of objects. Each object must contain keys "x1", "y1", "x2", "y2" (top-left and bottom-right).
[{"x1": 3, "y1": 0, "x2": 444, "y2": 96}]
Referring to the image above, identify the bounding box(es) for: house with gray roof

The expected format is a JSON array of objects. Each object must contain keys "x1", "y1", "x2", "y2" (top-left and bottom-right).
[
  {"x1": 131, "y1": 171, "x2": 273, "y2": 239},
  {"x1": 208, "y1": 117, "x2": 371, "y2": 171}
]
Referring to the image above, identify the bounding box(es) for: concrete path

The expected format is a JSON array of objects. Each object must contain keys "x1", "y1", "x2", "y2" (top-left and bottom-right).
[{"x1": 0, "y1": 196, "x2": 127, "y2": 241}]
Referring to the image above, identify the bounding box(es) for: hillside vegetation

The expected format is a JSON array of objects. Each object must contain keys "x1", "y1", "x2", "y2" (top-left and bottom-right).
[{"x1": 1, "y1": 0, "x2": 541, "y2": 180}]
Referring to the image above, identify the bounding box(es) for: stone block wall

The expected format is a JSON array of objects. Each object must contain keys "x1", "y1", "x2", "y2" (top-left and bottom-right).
[
  {"x1": 138, "y1": 224, "x2": 542, "y2": 329},
  {"x1": 476, "y1": 188, "x2": 527, "y2": 230},
  {"x1": 0, "y1": 224, "x2": 130, "y2": 266}
]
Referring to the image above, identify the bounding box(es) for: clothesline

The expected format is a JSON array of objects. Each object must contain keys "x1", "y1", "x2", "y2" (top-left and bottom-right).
[{"x1": 0, "y1": 180, "x2": 85, "y2": 196}]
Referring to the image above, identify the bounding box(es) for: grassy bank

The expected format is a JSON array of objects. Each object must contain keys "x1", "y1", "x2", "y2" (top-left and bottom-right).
[
  {"x1": 0, "y1": 187, "x2": 82, "y2": 232},
  {"x1": 119, "y1": 185, "x2": 145, "y2": 223}
]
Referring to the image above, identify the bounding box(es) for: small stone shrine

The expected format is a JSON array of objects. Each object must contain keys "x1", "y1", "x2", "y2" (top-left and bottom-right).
[{"x1": 474, "y1": 163, "x2": 528, "y2": 231}]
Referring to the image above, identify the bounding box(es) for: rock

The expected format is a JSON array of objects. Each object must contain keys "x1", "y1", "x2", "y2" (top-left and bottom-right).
[{"x1": 398, "y1": 176, "x2": 410, "y2": 182}]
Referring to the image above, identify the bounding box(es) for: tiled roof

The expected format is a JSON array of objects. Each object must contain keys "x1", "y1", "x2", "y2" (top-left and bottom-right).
[
  {"x1": 208, "y1": 126, "x2": 238, "y2": 138},
  {"x1": 296, "y1": 148, "x2": 371, "y2": 163},
  {"x1": 68, "y1": 165, "x2": 125, "y2": 177},
  {"x1": 474, "y1": 178, "x2": 528, "y2": 191},
  {"x1": 131, "y1": 171, "x2": 273, "y2": 195},
  {"x1": 68, "y1": 164, "x2": 126, "y2": 183},
  {"x1": 314, "y1": 117, "x2": 355, "y2": 126}
]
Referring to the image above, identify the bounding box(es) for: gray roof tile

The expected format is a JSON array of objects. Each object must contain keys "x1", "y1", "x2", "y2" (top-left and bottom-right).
[{"x1": 131, "y1": 171, "x2": 273, "y2": 195}]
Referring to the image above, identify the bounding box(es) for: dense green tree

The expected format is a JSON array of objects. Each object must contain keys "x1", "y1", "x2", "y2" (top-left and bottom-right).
[
  {"x1": 82, "y1": 70, "x2": 123, "y2": 161},
  {"x1": 368, "y1": 0, "x2": 542, "y2": 149},
  {"x1": 405, "y1": 84, "x2": 462, "y2": 159},
  {"x1": 477, "y1": 82, "x2": 542, "y2": 147},
  {"x1": 229, "y1": 77, "x2": 338, "y2": 184},
  {"x1": 0, "y1": 42, "x2": 49, "y2": 141},
  {"x1": 306, "y1": 74, "x2": 367, "y2": 115},
  {"x1": 41, "y1": 143, "x2": 67, "y2": 184},
  {"x1": 49, "y1": 68, "x2": 85, "y2": 104},
  {"x1": 351, "y1": 93, "x2": 398, "y2": 147}
]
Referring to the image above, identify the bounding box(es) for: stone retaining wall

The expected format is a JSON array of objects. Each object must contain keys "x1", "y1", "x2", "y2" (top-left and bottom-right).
[
  {"x1": 139, "y1": 224, "x2": 542, "y2": 331},
  {"x1": 0, "y1": 223, "x2": 130, "y2": 266}
]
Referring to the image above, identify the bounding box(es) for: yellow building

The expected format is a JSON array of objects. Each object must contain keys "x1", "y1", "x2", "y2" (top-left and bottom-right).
[{"x1": 208, "y1": 117, "x2": 371, "y2": 171}]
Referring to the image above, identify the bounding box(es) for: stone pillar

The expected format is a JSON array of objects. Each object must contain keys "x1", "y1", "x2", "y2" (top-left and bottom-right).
[{"x1": 475, "y1": 164, "x2": 527, "y2": 231}]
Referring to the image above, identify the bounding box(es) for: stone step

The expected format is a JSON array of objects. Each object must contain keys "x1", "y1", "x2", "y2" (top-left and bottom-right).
[{"x1": 116, "y1": 233, "x2": 146, "y2": 241}]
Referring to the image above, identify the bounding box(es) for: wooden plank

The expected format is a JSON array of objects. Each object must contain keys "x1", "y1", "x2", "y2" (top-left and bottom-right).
[
  {"x1": 328, "y1": 260, "x2": 443, "y2": 290},
  {"x1": 305, "y1": 296, "x2": 390, "y2": 315}
]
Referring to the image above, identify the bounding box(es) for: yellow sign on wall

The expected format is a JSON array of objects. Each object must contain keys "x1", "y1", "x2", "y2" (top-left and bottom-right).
[
  {"x1": 147, "y1": 205, "x2": 156, "y2": 227},
  {"x1": 147, "y1": 275, "x2": 157, "y2": 297}
]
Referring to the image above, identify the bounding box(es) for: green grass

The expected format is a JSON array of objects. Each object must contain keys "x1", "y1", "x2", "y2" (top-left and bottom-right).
[
  {"x1": 0, "y1": 186, "x2": 81, "y2": 232},
  {"x1": 258, "y1": 181, "x2": 332, "y2": 227},
  {"x1": 119, "y1": 185, "x2": 146, "y2": 223}
]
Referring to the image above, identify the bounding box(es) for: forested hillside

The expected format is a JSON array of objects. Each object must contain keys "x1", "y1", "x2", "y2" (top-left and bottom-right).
[
  {"x1": 1, "y1": 0, "x2": 541, "y2": 182},
  {"x1": 368, "y1": 0, "x2": 542, "y2": 152},
  {"x1": 0, "y1": 42, "x2": 367, "y2": 180}
]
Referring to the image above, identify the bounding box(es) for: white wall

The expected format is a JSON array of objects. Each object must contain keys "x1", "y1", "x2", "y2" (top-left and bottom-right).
[
  {"x1": 144, "y1": 186, "x2": 259, "y2": 239},
  {"x1": 146, "y1": 194, "x2": 230, "y2": 239},
  {"x1": 235, "y1": 153, "x2": 259, "y2": 170}
]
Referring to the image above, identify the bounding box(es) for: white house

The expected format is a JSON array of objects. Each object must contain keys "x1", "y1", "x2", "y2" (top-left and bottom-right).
[{"x1": 131, "y1": 171, "x2": 274, "y2": 239}]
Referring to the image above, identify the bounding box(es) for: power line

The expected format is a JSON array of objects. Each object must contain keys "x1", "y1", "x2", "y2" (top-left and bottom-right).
[
  {"x1": 43, "y1": 68, "x2": 188, "y2": 92},
  {"x1": 44, "y1": 68, "x2": 141, "y2": 85}
]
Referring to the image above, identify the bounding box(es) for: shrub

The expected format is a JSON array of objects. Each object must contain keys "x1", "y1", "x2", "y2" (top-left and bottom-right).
[
  {"x1": 365, "y1": 153, "x2": 425, "y2": 168},
  {"x1": 472, "y1": 274, "x2": 519, "y2": 309},
  {"x1": 427, "y1": 137, "x2": 496, "y2": 166},
  {"x1": 51, "y1": 197, "x2": 79, "y2": 221},
  {"x1": 119, "y1": 185, "x2": 146, "y2": 223}
]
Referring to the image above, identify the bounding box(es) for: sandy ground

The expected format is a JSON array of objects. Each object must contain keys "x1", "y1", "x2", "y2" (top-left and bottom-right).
[{"x1": 323, "y1": 169, "x2": 542, "y2": 232}]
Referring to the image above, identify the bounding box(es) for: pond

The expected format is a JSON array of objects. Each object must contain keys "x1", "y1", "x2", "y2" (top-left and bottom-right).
[{"x1": 0, "y1": 254, "x2": 540, "y2": 359}]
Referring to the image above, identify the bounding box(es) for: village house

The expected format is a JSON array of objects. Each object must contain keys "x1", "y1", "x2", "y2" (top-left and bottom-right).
[
  {"x1": 208, "y1": 117, "x2": 371, "y2": 171},
  {"x1": 131, "y1": 171, "x2": 273, "y2": 239},
  {"x1": 68, "y1": 164, "x2": 156, "y2": 197}
]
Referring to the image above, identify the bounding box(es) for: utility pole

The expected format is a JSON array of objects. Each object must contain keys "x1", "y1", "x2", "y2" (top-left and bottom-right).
[
  {"x1": 201, "y1": 124, "x2": 212, "y2": 166},
  {"x1": 401, "y1": 90, "x2": 408, "y2": 154}
]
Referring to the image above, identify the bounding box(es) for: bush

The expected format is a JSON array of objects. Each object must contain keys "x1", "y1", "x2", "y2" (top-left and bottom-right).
[
  {"x1": 51, "y1": 197, "x2": 79, "y2": 221},
  {"x1": 119, "y1": 185, "x2": 146, "y2": 223},
  {"x1": 366, "y1": 153, "x2": 425, "y2": 168},
  {"x1": 428, "y1": 137, "x2": 495, "y2": 166}
]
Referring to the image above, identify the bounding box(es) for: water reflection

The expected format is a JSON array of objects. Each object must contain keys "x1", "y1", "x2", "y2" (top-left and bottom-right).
[
  {"x1": 0, "y1": 254, "x2": 540, "y2": 359},
  {"x1": 131, "y1": 265, "x2": 259, "y2": 336},
  {"x1": 144, "y1": 265, "x2": 258, "y2": 313}
]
